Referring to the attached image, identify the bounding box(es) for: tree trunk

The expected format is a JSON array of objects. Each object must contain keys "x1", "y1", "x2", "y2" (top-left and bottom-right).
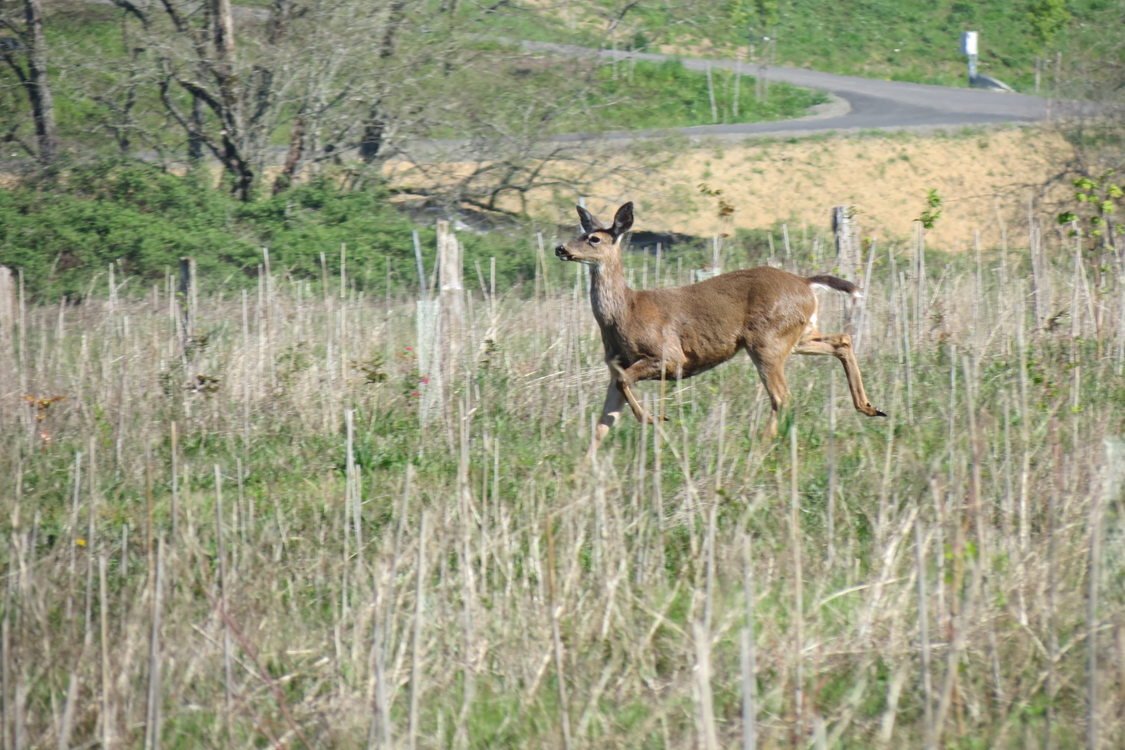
[
  {"x1": 273, "y1": 115, "x2": 305, "y2": 194},
  {"x1": 212, "y1": 0, "x2": 236, "y2": 62},
  {"x1": 357, "y1": 0, "x2": 406, "y2": 164},
  {"x1": 188, "y1": 95, "x2": 205, "y2": 163},
  {"x1": 358, "y1": 107, "x2": 385, "y2": 163},
  {"x1": 22, "y1": 0, "x2": 59, "y2": 163}
]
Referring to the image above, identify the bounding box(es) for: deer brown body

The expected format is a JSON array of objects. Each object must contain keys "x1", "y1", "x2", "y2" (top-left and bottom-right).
[{"x1": 556, "y1": 202, "x2": 885, "y2": 455}]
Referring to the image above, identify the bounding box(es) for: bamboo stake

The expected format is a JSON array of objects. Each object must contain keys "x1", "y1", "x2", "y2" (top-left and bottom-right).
[
  {"x1": 789, "y1": 422, "x2": 805, "y2": 740},
  {"x1": 367, "y1": 562, "x2": 392, "y2": 750},
  {"x1": 1085, "y1": 439, "x2": 1118, "y2": 750},
  {"x1": 545, "y1": 518, "x2": 573, "y2": 750},
  {"x1": 346, "y1": 409, "x2": 363, "y2": 562},
  {"x1": 56, "y1": 672, "x2": 78, "y2": 750},
  {"x1": 456, "y1": 399, "x2": 476, "y2": 750},
  {"x1": 740, "y1": 535, "x2": 757, "y2": 750},
  {"x1": 1045, "y1": 459, "x2": 1058, "y2": 750},
  {"x1": 853, "y1": 237, "x2": 878, "y2": 351},
  {"x1": 145, "y1": 538, "x2": 164, "y2": 750},
  {"x1": 66, "y1": 452, "x2": 82, "y2": 625},
  {"x1": 826, "y1": 379, "x2": 837, "y2": 564},
  {"x1": 693, "y1": 621, "x2": 719, "y2": 750},
  {"x1": 914, "y1": 520, "x2": 935, "y2": 750},
  {"x1": 215, "y1": 465, "x2": 233, "y2": 738},
  {"x1": 99, "y1": 556, "x2": 113, "y2": 749},
  {"x1": 408, "y1": 512, "x2": 427, "y2": 750},
  {"x1": 170, "y1": 422, "x2": 179, "y2": 541}
]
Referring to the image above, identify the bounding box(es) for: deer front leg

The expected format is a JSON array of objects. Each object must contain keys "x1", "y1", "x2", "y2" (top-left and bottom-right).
[
  {"x1": 589, "y1": 380, "x2": 627, "y2": 458},
  {"x1": 614, "y1": 360, "x2": 670, "y2": 425},
  {"x1": 618, "y1": 380, "x2": 650, "y2": 423}
]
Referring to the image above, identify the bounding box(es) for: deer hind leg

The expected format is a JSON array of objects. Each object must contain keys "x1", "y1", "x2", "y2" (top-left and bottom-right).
[
  {"x1": 589, "y1": 380, "x2": 628, "y2": 458},
  {"x1": 793, "y1": 333, "x2": 886, "y2": 417},
  {"x1": 748, "y1": 350, "x2": 793, "y2": 437}
]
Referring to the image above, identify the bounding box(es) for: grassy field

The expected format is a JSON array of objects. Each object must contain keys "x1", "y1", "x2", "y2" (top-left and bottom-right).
[{"x1": 2, "y1": 207, "x2": 1124, "y2": 748}]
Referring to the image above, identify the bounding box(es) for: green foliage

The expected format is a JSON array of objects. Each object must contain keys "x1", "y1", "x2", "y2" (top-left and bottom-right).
[
  {"x1": 411, "y1": 53, "x2": 827, "y2": 138},
  {"x1": 0, "y1": 163, "x2": 542, "y2": 301},
  {"x1": 916, "y1": 188, "x2": 944, "y2": 229},
  {"x1": 17, "y1": 4, "x2": 835, "y2": 181},
  {"x1": 238, "y1": 178, "x2": 421, "y2": 283},
  {"x1": 1027, "y1": 0, "x2": 1071, "y2": 47},
  {"x1": 729, "y1": 0, "x2": 781, "y2": 34},
  {"x1": 0, "y1": 162, "x2": 259, "y2": 299},
  {"x1": 1057, "y1": 170, "x2": 1123, "y2": 247}
]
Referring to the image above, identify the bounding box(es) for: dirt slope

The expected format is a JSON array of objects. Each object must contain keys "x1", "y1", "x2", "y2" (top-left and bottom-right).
[{"x1": 554, "y1": 126, "x2": 1075, "y2": 250}]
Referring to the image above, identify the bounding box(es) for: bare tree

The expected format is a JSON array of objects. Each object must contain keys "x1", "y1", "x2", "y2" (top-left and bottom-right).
[
  {"x1": 92, "y1": 1, "x2": 458, "y2": 199},
  {"x1": 0, "y1": 0, "x2": 58, "y2": 164},
  {"x1": 24, "y1": 0, "x2": 659, "y2": 210},
  {"x1": 151, "y1": 0, "x2": 262, "y2": 199},
  {"x1": 379, "y1": 44, "x2": 635, "y2": 214}
]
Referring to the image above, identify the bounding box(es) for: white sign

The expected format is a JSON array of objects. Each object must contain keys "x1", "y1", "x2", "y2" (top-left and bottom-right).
[{"x1": 961, "y1": 31, "x2": 978, "y2": 56}]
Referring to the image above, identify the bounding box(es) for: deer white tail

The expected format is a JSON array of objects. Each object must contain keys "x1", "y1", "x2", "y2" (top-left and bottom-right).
[{"x1": 807, "y1": 275, "x2": 862, "y2": 299}]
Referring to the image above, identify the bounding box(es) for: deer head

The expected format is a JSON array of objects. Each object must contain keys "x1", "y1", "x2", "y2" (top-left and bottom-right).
[{"x1": 554, "y1": 202, "x2": 634, "y2": 265}]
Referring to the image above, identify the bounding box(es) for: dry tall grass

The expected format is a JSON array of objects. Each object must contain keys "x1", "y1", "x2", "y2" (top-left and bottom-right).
[{"x1": 1, "y1": 214, "x2": 1123, "y2": 749}]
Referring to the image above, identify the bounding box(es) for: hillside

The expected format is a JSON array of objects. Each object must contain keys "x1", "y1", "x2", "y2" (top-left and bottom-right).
[{"x1": 521, "y1": 0, "x2": 1114, "y2": 90}]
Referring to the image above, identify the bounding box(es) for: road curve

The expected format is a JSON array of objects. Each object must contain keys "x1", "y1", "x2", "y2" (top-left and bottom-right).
[{"x1": 519, "y1": 41, "x2": 1050, "y2": 142}]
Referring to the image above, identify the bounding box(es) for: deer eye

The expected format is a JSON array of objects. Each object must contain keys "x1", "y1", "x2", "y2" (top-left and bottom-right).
[{"x1": 588, "y1": 235, "x2": 601, "y2": 244}]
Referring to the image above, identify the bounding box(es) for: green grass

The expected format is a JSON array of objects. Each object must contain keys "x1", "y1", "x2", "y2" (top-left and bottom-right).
[
  {"x1": 591, "y1": 58, "x2": 828, "y2": 130},
  {"x1": 3, "y1": 203, "x2": 1123, "y2": 747},
  {"x1": 516, "y1": 0, "x2": 1118, "y2": 92}
]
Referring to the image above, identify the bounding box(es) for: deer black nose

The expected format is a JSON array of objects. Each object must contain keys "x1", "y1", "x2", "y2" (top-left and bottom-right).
[{"x1": 555, "y1": 245, "x2": 569, "y2": 259}]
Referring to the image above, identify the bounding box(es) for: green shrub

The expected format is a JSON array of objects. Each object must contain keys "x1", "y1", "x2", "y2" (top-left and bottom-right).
[
  {"x1": 0, "y1": 161, "x2": 541, "y2": 301},
  {"x1": 0, "y1": 162, "x2": 259, "y2": 299}
]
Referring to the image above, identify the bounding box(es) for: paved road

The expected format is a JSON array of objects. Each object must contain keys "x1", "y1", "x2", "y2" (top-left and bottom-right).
[{"x1": 520, "y1": 41, "x2": 1050, "y2": 142}]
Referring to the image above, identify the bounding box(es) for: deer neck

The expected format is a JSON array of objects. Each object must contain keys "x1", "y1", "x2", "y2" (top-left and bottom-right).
[{"x1": 589, "y1": 254, "x2": 630, "y2": 327}]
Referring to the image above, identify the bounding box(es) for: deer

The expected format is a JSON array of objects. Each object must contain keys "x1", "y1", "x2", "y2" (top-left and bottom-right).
[{"x1": 555, "y1": 201, "x2": 885, "y2": 456}]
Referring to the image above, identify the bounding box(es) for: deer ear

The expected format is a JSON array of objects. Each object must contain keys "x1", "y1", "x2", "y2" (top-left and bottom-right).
[
  {"x1": 576, "y1": 205, "x2": 604, "y2": 235},
  {"x1": 611, "y1": 202, "x2": 634, "y2": 238}
]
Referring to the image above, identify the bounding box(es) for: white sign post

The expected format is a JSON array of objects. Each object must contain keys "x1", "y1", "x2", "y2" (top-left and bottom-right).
[{"x1": 961, "y1": 31, "x2": 979, "y2": 84}]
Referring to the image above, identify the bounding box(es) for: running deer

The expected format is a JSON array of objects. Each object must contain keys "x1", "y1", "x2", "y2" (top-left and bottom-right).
[{"x1": 555, "y1": 202, "x2": 885, "y2": 455}]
